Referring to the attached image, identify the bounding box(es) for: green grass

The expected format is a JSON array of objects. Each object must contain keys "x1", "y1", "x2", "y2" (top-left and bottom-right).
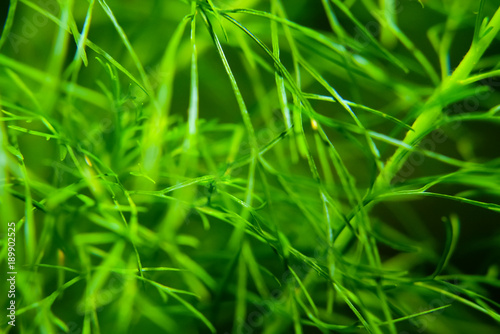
[{"x1": 1, "y1": 0, "x2": 500, "y2": 333}]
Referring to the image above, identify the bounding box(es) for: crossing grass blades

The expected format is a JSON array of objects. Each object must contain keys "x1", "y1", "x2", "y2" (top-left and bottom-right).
[{"x1": 1, "y1": 0, "x2": 500, "y2": 333}]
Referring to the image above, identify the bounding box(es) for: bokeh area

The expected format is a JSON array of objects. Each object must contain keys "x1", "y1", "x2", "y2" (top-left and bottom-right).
[{"x1": 1, "y1": 0, "x2": 500, "y2": 333}]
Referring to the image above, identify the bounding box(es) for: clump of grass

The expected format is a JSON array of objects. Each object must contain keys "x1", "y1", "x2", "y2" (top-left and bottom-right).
[{"x1": 1, "y1": 0, "x2": 500, "y2": 333}]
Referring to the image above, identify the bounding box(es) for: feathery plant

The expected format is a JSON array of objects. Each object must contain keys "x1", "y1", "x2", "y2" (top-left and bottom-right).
[{"x1": 1, "y1": 0, "x2": 500, "y2": 333}]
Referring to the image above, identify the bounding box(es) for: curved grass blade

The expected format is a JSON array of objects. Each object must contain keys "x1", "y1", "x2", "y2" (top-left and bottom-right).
[
  {"x1": 0, "y1": 0, "x2": 18, "y2": 51},
  {"x1": 431, "y1": 214, "x2": 460, "y2": 278}
]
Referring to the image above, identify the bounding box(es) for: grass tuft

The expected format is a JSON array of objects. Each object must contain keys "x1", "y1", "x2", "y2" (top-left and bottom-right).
[{"x1": 1, "y1": 0, "x2": 500, "y2": 333}]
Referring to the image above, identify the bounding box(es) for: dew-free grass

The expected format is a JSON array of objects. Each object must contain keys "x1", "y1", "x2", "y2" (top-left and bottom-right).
[{"x1": 1, "y1": 0, "x2": 500, "y2": 333}]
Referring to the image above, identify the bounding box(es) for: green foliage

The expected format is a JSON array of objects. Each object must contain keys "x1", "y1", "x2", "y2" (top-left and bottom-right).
[{"x1": 1, "y1": 0, "x2": 500, "y2": 333}]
